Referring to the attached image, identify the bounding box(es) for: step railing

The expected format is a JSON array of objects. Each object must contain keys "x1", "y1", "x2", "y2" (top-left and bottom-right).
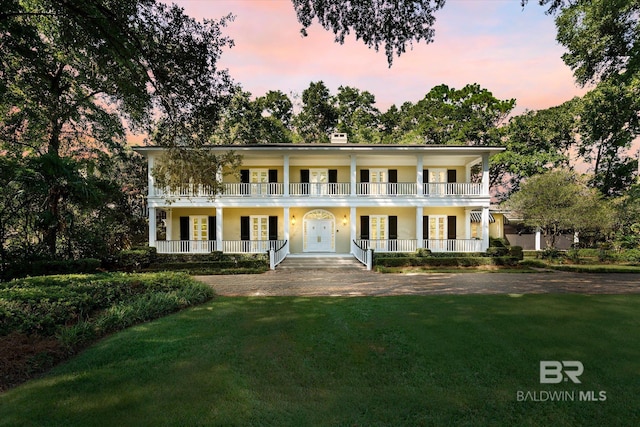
[
  {"x1": 268, "y1": 240, "x2": 289, "y2": 270},
  {"x1": 352, "y1": 240, "x2": 373, "y2": 270}
]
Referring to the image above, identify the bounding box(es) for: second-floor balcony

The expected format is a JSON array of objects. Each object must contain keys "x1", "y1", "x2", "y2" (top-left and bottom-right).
[{"x1": 156, "y1": 182, "x2": 485, "y2": 198}]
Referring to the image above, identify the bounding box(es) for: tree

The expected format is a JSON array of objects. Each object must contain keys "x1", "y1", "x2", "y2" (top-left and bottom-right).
[
  {"x1": 576, "y1": 77, "x2": 640, "y2": 197},
  {"x1": 294, "y1": 81, "x2": 338, "y2": 143},
  {"x1": 212, "y1": 90, "x2": 293, "y2": 144},
  {"x1": 291, "y1": 0, "x2": 447, "y2": 67},
  {"x1": 1, "y1": 0, "x2": 239, "y2": 259},
  {"x1": 396, "y1": 84, "x2": 514, "y2": 145},
  {"x1": 490, "y1": 100, "x2": 577, "y2": 199},
  {"x1": 507, "y1": 170, "x2": 614, "y2": 248},
  {"x1": 334, "y1": 86, "x2": 380, "y2": 143}
]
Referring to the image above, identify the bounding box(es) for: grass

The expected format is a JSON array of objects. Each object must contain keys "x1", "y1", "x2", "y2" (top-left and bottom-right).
[{"x1": 1, "y1": 295, "x2": 638, "y2": 426}]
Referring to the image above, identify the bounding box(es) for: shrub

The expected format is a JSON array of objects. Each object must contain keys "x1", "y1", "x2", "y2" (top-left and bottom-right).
[
  {"x1": 615, "y1": 249, "x2": 640, "y2": 264},
  {"x1": 486, "y1": 246, "x2": 509, "y2": 257},
  {"x1": 114, "y1": 247, "x2": 157, "y2": 271},
  {"x1": 1, "y1": 259, "x2": 102, "y2": 281},
  {"x1": 509, "y1": 246, "x2": 524, "y2": 260}
]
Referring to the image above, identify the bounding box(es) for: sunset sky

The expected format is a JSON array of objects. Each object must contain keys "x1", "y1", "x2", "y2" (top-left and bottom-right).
[{"x1": 166, "y1": 0, "x2": 589, "y2": 115}]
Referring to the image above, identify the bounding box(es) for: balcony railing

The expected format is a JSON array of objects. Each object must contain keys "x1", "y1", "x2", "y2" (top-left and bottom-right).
[
  {"x1": 354, "y1": 239, "x2": 482, "y2": 253},
  {"x1": 156, "y1": 239, "x2": 286, "y2": 254},
  {"x1": 156, "y1": 182, "x2": 486, "y2": 198},
  {"x1": 356, "y1": 182, "x2": 417, "y2": 196},
  {"x1": 156, "y1": 240, "x2": 217, "y2": 254},
  {"x1": 423, "y1": 183, "x2": 483, "y2": 196},
  {"x1": 290, "y1": 182, "x2": 351, "y2": 196},
  {"x1": 223, "y1": 183, "x2": 284, "y2": 196}
]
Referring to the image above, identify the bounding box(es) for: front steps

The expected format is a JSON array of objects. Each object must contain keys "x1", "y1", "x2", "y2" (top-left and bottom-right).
[{"x1": 277, "y1": 254, "x2": 365, "y2": 271}]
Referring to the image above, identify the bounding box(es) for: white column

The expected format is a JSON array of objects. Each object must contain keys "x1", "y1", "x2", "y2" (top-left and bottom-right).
[
  {"x1": 166, "y1": 209, "x2": 173, "y2": 241},
  {"x1": 535, "y1": 227, "x2": 542, "y2": 251},
  {"x1": 481, "y1": 206, "x2": 490, "y2": 251},
  {"x1": 482, "y1": 153, "x2": 490, "y2": 196},
  {"x1": 417, "y1": 155, "x2": 424, "y2": 196},
  {"x1": 416, "y1": 206, "x2": 424, "y2": 249},
  {"x1": 350, "y1": 207, "x2": 357, "y2": 252},
  {"x1": 148, "y1": 155, "x2": 155, "y2": 197},
  {"x1": 283, "y1": 154, "x2": 290, "y2": 197},
  {"x1": 350, "y1": 155, "x2": 357, "y2": 196},
  {"x1": 216, "y1": 207, "x2": 223, "y2": 251},
  {"x1": 284, "y1": 206, "x2": 290, "y2": 253},
  {"x1": 148, "y1": 206, "x2": 156, "y2": 248}
]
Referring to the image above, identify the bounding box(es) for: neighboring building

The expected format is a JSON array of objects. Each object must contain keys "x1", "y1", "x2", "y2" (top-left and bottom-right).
[{"x1": 134, "y1": 137, "x2": 504, "y2": 263}]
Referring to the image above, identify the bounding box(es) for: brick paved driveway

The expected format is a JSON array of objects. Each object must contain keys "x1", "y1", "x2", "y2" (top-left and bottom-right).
[{"x1": 195, "y1": 270, "x2": 640, "y2": 296}]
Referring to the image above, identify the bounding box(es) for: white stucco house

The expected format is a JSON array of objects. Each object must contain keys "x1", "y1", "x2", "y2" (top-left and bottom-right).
[{"x1": 134, "y1": 135, "x2": 504, "y2": 267}]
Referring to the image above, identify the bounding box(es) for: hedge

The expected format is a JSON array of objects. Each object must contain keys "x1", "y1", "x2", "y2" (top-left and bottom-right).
[
  {"x1": 374, "y1": 256, "x2": 519, "y2": 268},
  {"x1": 1, "y1": 259, "x2": 102, "y2": 282}
]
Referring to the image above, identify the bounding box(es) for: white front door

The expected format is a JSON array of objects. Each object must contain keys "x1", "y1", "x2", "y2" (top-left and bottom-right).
[
  {"x1": 250, "y1": 169, "x2": 269, "y2": 195},
  {"x1": 306, "y1": 219, "x2": 333, "y2": 252}
]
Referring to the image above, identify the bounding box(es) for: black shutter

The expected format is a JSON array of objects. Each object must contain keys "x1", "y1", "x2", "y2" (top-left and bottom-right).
[
  {"x1": 389, "y1": 216, "x2": 398, "y2": 240},
  {"x1": 360, "y1": 216, "x2": 370, "y2": 240},
  {"x1": 423, "y1": 216, "x2": 429, "y2": 240},
  {"x1": 301, "y1": 169, "x2": 309, "y2": 195},
  {"x1": 268, "y1": 216, "x2": 278, "y2": 241},
  {"x1": 360, "y1": 169, "x2": 369, "y2": 195},
  {"x1": 389, "y1": 169, "x2": 397, "y2": 195},
  {"x1": 240, "y1": 216, "x2": 250, "y2": 241},
  {"x1": 447, "y1": 169, "x2": 457, "y2": 183},
  {"x1": 180, "y1": 217, "x2": 189, "y2": 241},
  {"x1": 423, "y1": 169, "x2": 429, "y2": 195},
  {"x1": 329, "y1": 169, "x2": 338, "y2": 194},
  {"x1": 208, "y1": 216, "x2": 216, "y2": 241},
  {"x1": 447, "y1": 216, "x2": 457, "y2": 240},
  {"x1": 240, "y1": 170, "x2": 249, "y2": 195},
  {"x1": 268, "y1": 169, "x2": 277, "y2": 183}
]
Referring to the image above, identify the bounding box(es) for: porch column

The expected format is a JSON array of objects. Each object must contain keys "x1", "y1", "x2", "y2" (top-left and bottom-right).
[
  {"x1": 535, "y1": 227, "x2": 542, "y2": 251},
  {"x1": 350, "y1": 207, "x2": 357, "y2": 251},
  {"x1": 284, "y1": 206, "x2": 290, "y2": 253},
  {"x1": 481, "y1": 153, "x2": 490, "y2": 195},
  {"x1": 148, "y1": 206, "x2": 156, "y2": 248},
  {"x1": 350, "y1": 155, "x2": 357, "y2": 196},
  {"x1": 166, "y1": 209, "x2": 173, "y2": 241},
  {"x1": 481, "y1": 206, "x2": 490, "y2": 251},
  {"x1": 148, "y1": 155, "x2": 155, "y2": 197},
  {"x1": 283, "y1": 154, "x2": 290, "y2": 197},
  {"x1": 464, "y1": 209, "x2": 472, "y2": 240},
  {"x1": 216, "y1": 207, "x2": 223, "y2": 251},
  {"x1": 416, "y1": 206, "x2": 424, "y2": 249},
  {"x1": 416, "y1": 155, "x2": 424, "y2": 196}
]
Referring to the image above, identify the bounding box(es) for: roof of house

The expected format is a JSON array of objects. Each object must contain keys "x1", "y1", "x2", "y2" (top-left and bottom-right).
[{"x1": 132, "y1": 143, "x2": 505, "y2": 157}]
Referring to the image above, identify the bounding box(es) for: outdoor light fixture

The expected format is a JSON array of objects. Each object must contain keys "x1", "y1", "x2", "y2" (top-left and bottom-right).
[
  {"x1": 291, "y1": 215, "x2": 296, "y2": 226},
  {"x1": 343, "y1": 215, "x2": 348, "y2": 226}
]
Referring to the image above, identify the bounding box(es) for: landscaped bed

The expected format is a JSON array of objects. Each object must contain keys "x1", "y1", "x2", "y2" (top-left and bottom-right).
[
  {"x1": 1, "y1": 295, "x2": 638, "y2": 425},
  {"x1": 0, "y1": 272, "x2": 214, "y2": 391}
]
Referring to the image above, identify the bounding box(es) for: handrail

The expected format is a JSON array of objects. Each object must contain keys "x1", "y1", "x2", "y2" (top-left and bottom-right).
[
  {"x1": 269, "y1": 240, "x2": 288, "y2": 270},
  {"x1": 352, "y1": 240, "x2": 373, "y2": 270}
]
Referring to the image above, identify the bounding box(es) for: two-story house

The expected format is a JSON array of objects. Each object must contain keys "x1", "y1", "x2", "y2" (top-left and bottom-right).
[{"x1": 134, "y1": 136, "x2": 503, "y2": 267}]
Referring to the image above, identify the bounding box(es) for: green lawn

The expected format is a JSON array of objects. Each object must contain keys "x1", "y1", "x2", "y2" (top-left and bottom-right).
[{"x1": 1, "y1": 295, "x2": 638, "y2": 426}]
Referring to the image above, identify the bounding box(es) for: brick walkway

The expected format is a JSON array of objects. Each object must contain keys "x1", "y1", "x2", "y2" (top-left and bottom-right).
[{"x1": 195, "y1": 270, "x2": 640, "y2": 296}]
